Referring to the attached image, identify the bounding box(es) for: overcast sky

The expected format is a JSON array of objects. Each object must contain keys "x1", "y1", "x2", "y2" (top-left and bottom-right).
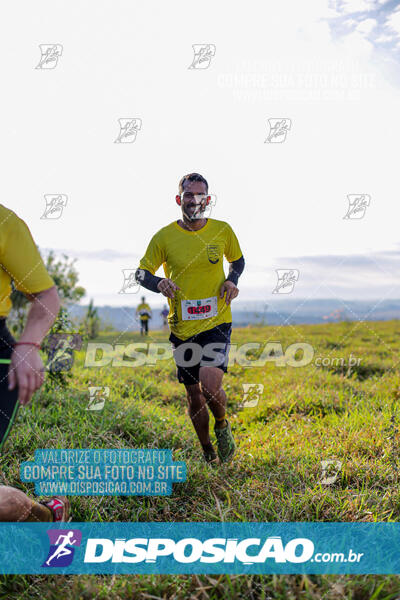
[{"x1": 1, "y1": 0, "x2": 400, "y2": 306}]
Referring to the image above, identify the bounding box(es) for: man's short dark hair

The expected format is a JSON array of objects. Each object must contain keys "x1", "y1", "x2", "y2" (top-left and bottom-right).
[{"x1": 179, "y1": 173, "x2": 208, "y2": 195}]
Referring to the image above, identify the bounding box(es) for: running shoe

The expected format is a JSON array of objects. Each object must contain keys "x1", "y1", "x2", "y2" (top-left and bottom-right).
[
  {"x1": 214, "y1": 420, "x2": 236, "y2": 463},
  {"x1": 40, "y1": 496, "x2": 70, "y2": 521}
]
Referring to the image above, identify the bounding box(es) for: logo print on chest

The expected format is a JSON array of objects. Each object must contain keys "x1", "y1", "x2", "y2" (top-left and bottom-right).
[{"x1": 207, "y1": 244, "x2": 220, "y2": 264}]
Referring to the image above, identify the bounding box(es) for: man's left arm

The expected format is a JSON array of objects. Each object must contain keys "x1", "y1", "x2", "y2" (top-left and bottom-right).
[
  {"x1": 220, "y1": 256, "x2": 245, "y2": 305},
  {"x1": 220, "y1": 225, "x2": 245, "y2": 305},
  {"x1": 226, "y1": 255, "x2": 245, "y2": 286}
]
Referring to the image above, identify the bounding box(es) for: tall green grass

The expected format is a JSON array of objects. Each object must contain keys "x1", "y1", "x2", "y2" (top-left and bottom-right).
[{"x1": 1, "y1": 320, "x2": 400, "y2": 598}]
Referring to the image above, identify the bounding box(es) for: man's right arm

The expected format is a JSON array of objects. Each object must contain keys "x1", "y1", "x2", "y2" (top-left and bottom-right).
[
  {"x1": 2, "y1": 211, "x2": 61, "y2": 404},
  {"x1": 137, "y1": 232, "x2": 180, "y2": 299},
  {"x1": 136, "y1": 232, "x2": 165, "y2": 293},
  {"x1": 135, "y1": 268, "x2": 163, "y2": 293},
  {"x1": 9, "y1": 286, "x2": 60, "y2": 405}
]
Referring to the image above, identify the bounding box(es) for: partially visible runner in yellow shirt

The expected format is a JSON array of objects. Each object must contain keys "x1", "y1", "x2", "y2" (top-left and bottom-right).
[
  {"x1": 0, "y1": 204, "x2": 55, "y2": 317},
  {"x1": 0, "y1": 204, "x2": 71, "y2": 523}
]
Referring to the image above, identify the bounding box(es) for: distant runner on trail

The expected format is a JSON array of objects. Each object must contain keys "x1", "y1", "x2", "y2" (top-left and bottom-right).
[
  {"x1": 136, "y1": 296, "x2": 152, "y2": 335},
  {"x1": 136, "y1": 173, "x2": 245, "y2": 465},
  {"x1": 161, "y1": 304, "x2": 169, "y2": 330},
  {"x1": 0, "y1": 204, "x2": 69, "y2": 522}
]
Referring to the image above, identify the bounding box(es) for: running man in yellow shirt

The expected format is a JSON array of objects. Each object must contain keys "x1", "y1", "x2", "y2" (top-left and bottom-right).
[
  {"x1": 136, "y1": 173, "x2": 245, "y2": 464},
  {"x1": 0, "y1": 204, "x2": 69, "y2": 522},
  {"x1": 135, "y1": 296, "x2": 152, "y2": 335}
]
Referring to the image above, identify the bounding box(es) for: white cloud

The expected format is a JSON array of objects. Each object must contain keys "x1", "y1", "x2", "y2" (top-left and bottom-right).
[
  {"x1": 374, "y1": 33, "x2": 396, "y2": 43},
  {"x1": 385, "y1": 7, "x2": 400, "y2": 37},
  {"x1": 340, "y1": 0, "x2": 376, "y2": 14},
  {"x1": 337, "y1": 30, "x2": 374, "y2": 55},
  {"x1": 356, "y1": 18, "x2": 377, "y2": 34},
  {"x1": 43, "y1": 248, "x2": 140, "y2": 262}
]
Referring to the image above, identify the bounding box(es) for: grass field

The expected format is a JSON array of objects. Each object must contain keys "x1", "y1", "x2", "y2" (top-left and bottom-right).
[{"x1": 1, "y1": 319, "x2": 400, "y2": 599}]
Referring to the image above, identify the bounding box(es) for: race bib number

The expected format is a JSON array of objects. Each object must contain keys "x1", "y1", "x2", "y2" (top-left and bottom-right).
[{"x1": 181, "y1": 297, "x2": 218, "y2": 321}]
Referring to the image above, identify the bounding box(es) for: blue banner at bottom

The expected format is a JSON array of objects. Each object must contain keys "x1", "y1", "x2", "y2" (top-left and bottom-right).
[{"x1": 0, "y1": 522, "x2": 398, "y2": 574}]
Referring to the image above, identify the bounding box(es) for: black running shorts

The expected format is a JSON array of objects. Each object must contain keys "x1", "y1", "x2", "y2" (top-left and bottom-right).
[{"x1": 169, "y1": 322, "x2": 232, "y2": 385}]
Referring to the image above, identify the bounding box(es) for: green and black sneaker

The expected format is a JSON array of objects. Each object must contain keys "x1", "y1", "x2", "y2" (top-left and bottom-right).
[{"x1": 214, "y1": 420, "x2": 236, "y2": 463}]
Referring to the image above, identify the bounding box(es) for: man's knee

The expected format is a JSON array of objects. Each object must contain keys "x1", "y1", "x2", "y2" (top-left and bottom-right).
[
  {"x1": 185, "y1": 384, "x2": 203, "y2": 407},
  {"x1": 0, "y1": 486, "x2": 31, "y2": 521},
  {"x1": 200, "y1": 369, "x2": 223, "y2": 400}
]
